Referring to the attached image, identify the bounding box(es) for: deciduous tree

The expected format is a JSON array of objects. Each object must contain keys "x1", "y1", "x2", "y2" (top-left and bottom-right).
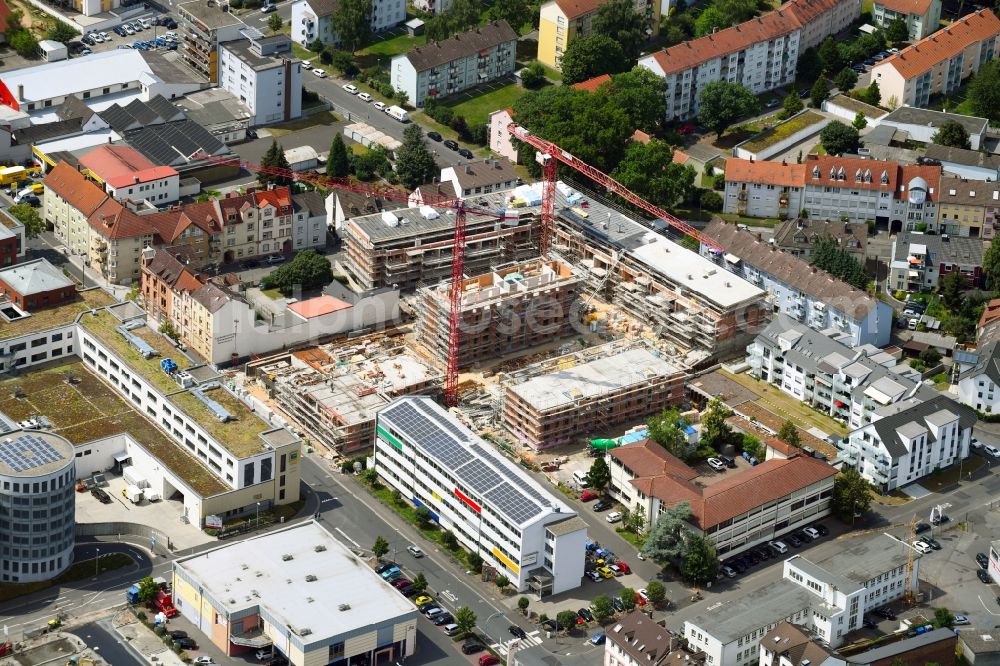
[
  {"x1": 495, "y1": 574, "x2": 510, "y2": 592},
  {"x1": 819, "y1": 121, "x2": 860, "y2": 156},
  {"x1": 455, "y1": 606, "x2": 477, "y2": 635},
  {"x1": 619, "y1": 588, "x2": 637, "y2": 612},
  {"x1": 560, "y1": 34, "x2": 629, "y2": 84},
  {"x1": 136, "y1": 576, "x2": 160, "y2": 603},
  {"x1": 832, "y1": 467, "x2": 873, "y2": 522},
  {"x1": 372, "y1": 536, "x2": 389, "y2": 559},
  {"x1": 593, "y1": 0, "x2": 646, "y2": 60},
  {"x1": 853, "y1": 112, "x2": 868, "y2": 130},
  {"x1": 818, "y1": 36, "x2": 843, "y2": 74},
  {"x1": 268, "y1": 13, "x2": 284, "y2": 32},
  {"x1": 697, "y1": 81, "x2": 761, "y2": 137},
  {"x1": 394, "y1": 124, "x2": 437, "y2": 189},
  {"x1": 47, "y1": 20, "x2": 78, "y2": 42},
  {"x1": 811, "y1": 236, "x2": 866, "y2": 288},
  {"x1": 260, "y1": 249, "x2": 334, "y2": 295},
  {"x1": 939, "y1": 270, "x2": 965, "y2": 311},
  {"x1": 834, "y1": 67, "x2": 858, "y2": 93},
  {"x1": 932, "y1": 120, "x2": 971, "y2": 150},
  {"x1": 858, "y1": 80, "x2": 881, "y2": 106},
  {"x1": 777, "y1": 420, "x2": 801, "y2": 447},
  {"x1": 6, "y1": 203, "x2": 41, "y2": 238},
  {"x1": 591, "y1": 595, "x2": 614, "y2": 620},
  {"x1": 331, "y1": 0, "x2": 373, "y2": 52},
  {"x1": 680, "y1": 535, "x2": 719, "y2": 585},
  {"x1": 969, "y1": 60, "x2": 1000, "y2": 122},
  {"x1": 607, "y1": 67, "x2": 667, "y2": 133},
  {"x1": 487, "y1": 0, "x2": 530, "y2": 32},
  {"x1": 611, "y1": 139, "x2": 695, "y2": 209},
  {"x1": 885, "y1": 16, "x2": 909, "y2": 44},
  {"x1": 557, "y1": 610, "x2": 578, "y2": 632},
  {"x1": 700, "y1": 397, "x2": 738, "y2": 452},
  {"x1": 694, "y1": 5, "x2": 728, "y2": 36},
  {"x1": 782, "y1": 90, "x2": 804, "y2": 119},
  {"x1": 647, "y1": 407, "x2": 690, "y2": 458},
  {"x1": 810, "y1": 75, "x2": 831, "y2": 108},
  {"x1": 411, "y1": 572, "x2": 428, "y2": 593},
  {"x1": 10, "y1": 30, "x2": 38, "y2": 58},
  {"x1": 640, "y1": 502, "x2": 692, "y2": 562},
  {"x1": 645, "y1": 581, "x2": 666, "y2": 607}
]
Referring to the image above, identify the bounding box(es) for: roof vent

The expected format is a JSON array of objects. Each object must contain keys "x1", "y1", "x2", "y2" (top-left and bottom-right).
[
  {"x1": 314, "y1": 545, "x2": 327, "y2": 552},
  {"x1": 305, "y1": 574, "x2": 317, "y2": 581},
  {"x1": 338, "y1": 603, "x2": 351, "y2": 611},
  {"x1": 282, "y1": 554, "x2": 293, "y2": 561}
]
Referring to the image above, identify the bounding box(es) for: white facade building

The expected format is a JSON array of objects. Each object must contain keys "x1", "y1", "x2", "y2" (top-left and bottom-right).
[
  {"x1": 374, "y1": 396, "x2": 587, "y2": 596},
  {"x1": 219, "y1": 33, "x2": 302, "y2": 126},
  {"x1": 390, "y1": 21, "x2": 518, "y2": 107},
  {"x1": 958, "y1": 339, "x2": 1000, "y2": 413}
]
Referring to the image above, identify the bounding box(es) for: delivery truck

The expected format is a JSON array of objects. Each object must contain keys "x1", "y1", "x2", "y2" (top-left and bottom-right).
[
  {"x1": 0, "y1": 166, "x2": 27, "y2": 186},
  {"x1": 385, "y1": 105, "x2": 410, "y2": 123}
]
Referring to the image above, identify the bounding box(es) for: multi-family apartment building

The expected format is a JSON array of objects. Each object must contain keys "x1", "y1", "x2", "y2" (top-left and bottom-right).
[
  {"x1": 839, "y1": 394, "x2": 974, "y2": 491},
  {"x1": 771, "y1": 217, "x2": 866, "y2": 261},
  {"x1": 958, "y1": 339, "x2": 1000, "y2": 413},
  {"x1": 757, "y1": 623, "x2": 838, "y2": 666},
  {"x1": 78, "y1": 145, "x2": 181, "y2": 206},
  {"x1": 178, "y1": 0, "x2": 249, "y2": 82},
  {"x1": 374, "y1": 396, "x2": 587, "y2": 596},
  {"x1": 684, "y1": 535, "x2": 918, "y2": 666},
  {"x1": 416, "y1": 258, "x2": 582, "y2": 369},
  {"x1": 538, "y1": 0, "x2": 661, "y2": 71},
  {"x1": 502, "y1": 342, "x2": 688, "y2": 450},
  {"x1": 605, "y1": 439, "x2": 835, "y2": 556},
  {"x1": 888, "y1": 230, "x2": 984, "y2": 292},
  {"x1": 390, "y1": 21, "x2": 518, "y2": 107},
  {"x1": 605, "y1": 615, "x2": 698, "y2": 666},
  {"x1": 639, "y1": 0, "x2": 858, "y2": 119},
  {"x1": 935, "y1": 174, "x2": 1000, "y2": 239},
  {"x1": 290, "y1": 0, "x2": 405, "y2": 49},
  {"x1": 748, "y1": 320, "x2": 931, "y2": 430},
  {"x1": 219, "y1": 32, "x2": 302, "y2": 126},
  {"x1": 872, "y1": 0, "x2": 941, "y2": 40},
  {"x1": 703, "y1": 219, "x2": 894, "y2": 347},
  {"x1": 723, "y1": 156, "x2": 943, "y2": 233},
  {"x1": 870, "y1": 9, "x2": 1000, "y2": 108}
]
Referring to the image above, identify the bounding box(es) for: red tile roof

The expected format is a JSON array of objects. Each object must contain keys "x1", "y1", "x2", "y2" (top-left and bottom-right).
[
  {"x1": 876, "y1": 0, "x2": 933, "y2": 16},
  {"x1": 979, "y1": 297, "x2": 1000, "y2": 330},
  {"x1": 631, "y1": 129, "x2": 652, "y2": 145},
  {"x1": 572, "y1": 74, "x2": 612, "y2": 93},
  {"x1": 725, "y1": 157, "x2": 806, "y2": 188},
  {"x1": 609, "y1": 439, "x2": 699, "y2": 482},
  {"x1": 174, "y1": 269, "x2": 205, "y2": 294},
  {"x1": 254, "y1": 187, "x2": 293, "y2": 211},
  {"x1": 44, "y1": 161, "x2": 108, "y2": 217},
  {"x1": 879, "y1": 9, "x2": 1000, "y2": 80},
  {"x1": 552, "y1": 0, "x2": 605, "y2": 20},
  {"x1": 78, "y1": 145, "x2": 178, "y2": 190},
  {"x1": 803, "y1": 154, "x2": 900, "y2": 192},
  {"x1": 672, "y1": 148, "x2": 690, "y2": 164},
  {"x1": 288, "y1": 295, "x2": 353, "y2": 318}
]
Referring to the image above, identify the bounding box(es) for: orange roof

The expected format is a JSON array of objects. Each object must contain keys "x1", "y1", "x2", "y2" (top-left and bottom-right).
[
  {"x1": 552, "y1": 0, "x2": 605, "y2": 20},
  {"x1": 646, "y1": 0, "x2": 852, "y2": 74},
  {"x1": 78, "y1": 145, "x2": 178, "y2": 190},
  {"x1": 765, "y1": 436, "x2": 800, "y2": 456},
  {"x1": 804, "y1": 154, "x2": 900, "y2": 192},
  {"x1": 287, "y1": 295, "x2": 353, "y2": 318},
  {"x1": 254, "y1": 187, "x2": 293, "y2": 211},
  {"x1": 609, "y1": 439, "x2": 699, "y2": 482},
  {"x1": 44, "y1": 161, "x2": 108, "y2": 217},
  {"x1": 979, "y1": 297, "x2": 1000, "y2": 329},
  {"x1": 672, "y1": 148, "x2": 690, "y2": 164},
  {"x1": 724, "y1": 157, "x2": 805, "y2": 188},
  {"x1": 880, "y1": 9, "x2": 1000, "y2": 80},
  {"x1": 876, "y1": 0, "x2": 933, "y2": 16},
  {"x1": 898, "y1": 163, "x2": 942, "y2": 202},
  {"x1": 572, "y1": 74, "x2": 612, "y2": 93},
  {"x1": 631, "y1": 129, "x2": 652, "y2": 145},
  {"x1": 174, "y1": 269, "x2": 205, "y2": 294}
]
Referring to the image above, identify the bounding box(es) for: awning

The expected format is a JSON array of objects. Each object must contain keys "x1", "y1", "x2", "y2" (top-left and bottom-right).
[
  {"x1": 114, "y1": 453, "x2": 131, "y2": 463},
  {"x1": 725, "y1": 253, "x2": 741, "y2": 264}
]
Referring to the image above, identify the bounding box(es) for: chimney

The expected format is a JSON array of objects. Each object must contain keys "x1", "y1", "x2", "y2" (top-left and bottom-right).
[
  {"x1": 757, "y1": 233, "x2": 762, "y2": 241},
  {"x1": 16, "y1": 84, "x2": 23, "y2": 101},
  {"x1": 134, "y1": 176, "x2": 140, "y2": 184},
  {"x1": 465, "y1": 165, "x2": 472, "y2": 174},
  {"x1": 782, "y1": 159, "x2": 787, "y2": 166}
]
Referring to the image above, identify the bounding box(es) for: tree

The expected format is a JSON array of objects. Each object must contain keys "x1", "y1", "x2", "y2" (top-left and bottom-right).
[
  {"x1": 411, "y1": 572, "x2": 428, "y2": 594},
  {"x1": 777, "y1": 420, "x2": 801, "y2": 447},
  {"x1": 467, "y1": 551, "x2": 483, "y2": 573},
  {"x1": 326, "y1": 134, "x2": 351, "y2": 178},
  {"x1": 518, "y1": 596, "x2": 530, "y2": 613},
  {"x1": 135, "y1": 576, "x2": 160, "y2": 602},
  {"x1": 607, "y1": 67, "x2": 667, "y2": 133},
  {"x1": 394, "y1": 124, "x2": 437, "y2": 190},
  {"x1": 834, "y1": 67, "x2": 858, "y2": 93},
  {"x1": 680, "y1": 535, "x2": 720, "y2": 585},
  {"x1": 259, "y1": 140, "x2": 292, "y2": 187},
  {"x1": 331, "y1": 50, "x2": 359, "y2": 77},
  {"x1": 260, "y1": 249, "x2": 334, "y2": 295},
  {"x1": 853, "y1": 112, "x2": 868, "y2": 130},
  {"x1": 520, "y1": 61, "x2": 546, "y2": 89},
  {"x1": 700, "y1": 190, "x2": 724, "y2": 212},
  {"x1": 698, "y1": 81, "x2": 761, "y2": 137},
  {"x1": 858, "y1": 81, "x2": 881, "y2": 106},
  {"x1": 885, "y1": 16, "x2": 909, "y2": 44},
  {"x1": 933, "y1": 607, "x2": 955, "y2": 629},
  {"x1": 7, "y1": 203, "x2": 42, "y2": 238},
  {"x1": 940, "y1": 269, "x2": 965, "y2": 311},
  {"x1": 819, "y1": 121, "x2": 860, "y2": 156},
  {"x1": 811, "y1": 236, "x2": 867, "y2": 288},
  {"x1": 415, "y1": 505, "x2": 433, "y2": 527},
  {"x1": 330, "y1": 0, "x2": 372, "y2": 53},
  {"x1": 645, "y1": 581, "x2": 666, "y2": 607},
  {"x1": 585, "y1": 457, "x2": 611, "y2": 491},
  {"x1": 619, "y1": 587, "x2": 637, "y2": 612},
  {"x1": 797, "y1": 47, "x2": 822, "y2": 83},
  {"x1": 592, "y1": 0, "x2": 646, "y2": 60},
  {"x1": 592, "y1": 595, "x2": 615, "y2": 620},
  {"x1": 308, "y1": 37, "x2": 325, "y2": 52},
  {"x1": 352, "y1": 146, "x2": 391, "y2": 181},
  {"x1": 268, "y1": 12, "x2": 284, "y2": 32},
  {"x1": 557, "y1": 610, "x2": 578, "y2": 632},
  {"x1": 782, "y1": 90, "x2": 804, "y2": 119},
  {"x1": 441, "y1": 530, "x2": 459, "y2": 550},
  {"x1": 832, "y1": 467, "x2": 873, "y2": 522},
  {"x1": 818, "y1": 37, "x2": 843, "y2": 74},
  {"x1": 810, "y1": 76, "x2": 830, "y2": 108},
  {"x1": 159, "y1": 321, "x2": 179, "y2": 341},
  {"x1": 47, "y1": 20, "x2": 78, "y2": 42},
  {"x1": 647, "y1": 407, "x2": 690, "y2": 458},
  {"x1": 372, "y1": 536, "x2": 389, "y2": 559},
  {"x1": 626, "y1": 503, "x2": 646, "y2": 533},
  {"x1": 488, "y1": 0, "x2": 530, "y2": 32},
  {"x1": 700, "y1": 397, "x2": 737, "y2": 452},
  {"x1": 611, "y1": 140, "x2": 695, "y2": 209},
  {"x1": 695, "y1": 5, "x2": 728, "y2": 37},
  {"x1": 640, "y1": 502, "x2": 692, "y2": 561},
  {"x1": 362, "y1": 467, "x2": 378, "y2": 485},
  {"x1": 984, "y1": 240, "x2": 1000, "y2": 290},
  {"x1": 10, "y1": 30, "x2": 38, "y2": 58},
  {"x1": 495, "y1": 574, "x2": 510, "y2": 592},
  {"x1": 932, "y1": 120, "x2": 971, "y2": 150},
  {"x1": 969, "y1": 60, "x2": 1000, "y2": 122},
  {"x1": 455, "y1": 606, "x2": 477, "y2": 635},
  {"x1": 560, "y1": 34, "x2": 629, "y2": 84}
]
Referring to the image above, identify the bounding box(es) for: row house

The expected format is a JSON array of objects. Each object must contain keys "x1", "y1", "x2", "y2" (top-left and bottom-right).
[
  {"x1": 936, "y1": 174, "x2": 1000, "y2": 239},
  {"x1": 888, "y1": 230, "x2": 984, "y2": 291}
]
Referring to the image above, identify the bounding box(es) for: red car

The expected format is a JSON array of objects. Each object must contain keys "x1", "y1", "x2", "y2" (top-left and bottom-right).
[
  {"x1": 581, "y1": 490, "x2": 599, "y2": 502},
  {"x1": 678, "y1": 123, "x2": 696, "y2": 135},
  {"x1": 479, "y1": 656, "x2": 500, "y2": 666},
  {"x1": 612, "y1": 561, "x2": 630, "y2": 575}
]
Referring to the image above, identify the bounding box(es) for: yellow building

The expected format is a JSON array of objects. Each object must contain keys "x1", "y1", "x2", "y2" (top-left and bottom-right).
[
  {"x1": 538, "y1": 0, "x2": 660, "y2": 70},
  {"x1": 937, "y1": 175, "x2": 1000, "y2": 238}
]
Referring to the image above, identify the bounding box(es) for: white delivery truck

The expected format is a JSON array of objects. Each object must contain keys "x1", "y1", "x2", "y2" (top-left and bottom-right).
[
  {"x1": 385, "y1": 105, "x2": 410, "y2": 123},
  {"x1": 123, "y1": 485, "x2": 144, "y2": 504},
  {"x1": 122, "y1": 465, "x2": 149, "y2": 489}
]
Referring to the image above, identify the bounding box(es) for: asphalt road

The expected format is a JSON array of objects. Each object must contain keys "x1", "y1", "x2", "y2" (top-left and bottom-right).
[{"x1": 72, "y1": 619, "x2": 147, "y2": 666}]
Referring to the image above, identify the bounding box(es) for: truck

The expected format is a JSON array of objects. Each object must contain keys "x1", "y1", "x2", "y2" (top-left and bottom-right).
[
  {"x1": 0, "y1": 166, "x2": 27, "y2": 186},
  {"x1": 154, "y1": 589, "x2": 179, "y2": 617},
  {"x1": 122, "y1": 465, "x2": 149, "y2": 489},
  {"x1": 385, "y1": 105, "x2": 410, "y2": 123},
  {"x1": 122, "y1": 485, "x2": 144, "y2": 504}
]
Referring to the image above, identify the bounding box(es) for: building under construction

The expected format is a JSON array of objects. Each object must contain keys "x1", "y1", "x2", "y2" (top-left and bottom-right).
[
  {"x1": 500, "y1": 340, "x2": 688, "y2": 450},
  {"x1": 416, "y1": 257, "x2": 583, "y2": 370},
  {"x1": 340, "y1": 187, "x2": 545, "y2": 292},
  {"x1": 251, "y1": 340, "x2": 442, "y2": 455}
]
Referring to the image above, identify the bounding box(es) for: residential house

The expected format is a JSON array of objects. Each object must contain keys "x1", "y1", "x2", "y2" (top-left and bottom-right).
[
  {"x1": 440, "y1": 158, "x2": 519, "y2": 198},
  {"x1": 978, "y1": 297, "x2": 1000, "y2": 342},
  {"x1": 218, "y1": 33, "x2": 303, "y2": 126},
  {"x1": 958, "y1": 339, "x2": 1000, "y2": 412},
  {"x1": 924, "y1": 143, "x2": 1000, "y2": 181},
  {"x1": 390, "y1": 21, "x2": 518, "y2": 107},
  {"x1": 888, "y1": 230, "x2": 984, "y2": 292},
  {"x1": 177, "y1": 0, "x2": 249, "y2": 82},
  {"x1": 936, "y1": 174, "x2": 1000, "y2": 238},
  {"x1": 839, "y1": 393, "x2": 975, "y2": 491},
  {"x1": 488, "y1": 108, "x2": 518, "y2": 163},
  {"x1": 78, "y1": 145, "x2": 180, "y2": 205},
  {"x1": 605, "y1": 614, "x2": 701, "y2": 666},
  {"x1": 639, "y1": 0, "x2": 858, "y2": 119},
  {"x1": 703, "y1": 220, "x2": 894, "y2": 347},
  {"x1": 872, "y1": 0, "x2": 941, "y2": 40},
  {"x1": 771, "y1": 218, "x2": 866, "y2": 260},
  {"x1": 291, "y1": 0, "x2": 405, "y2": 49},
  {"x1": 870, "y1": 9, "x2": 1000, "y2": 108},
  {"x1": 538, "y1": 0, "x2": 660, "y2": 71},
  {"x1": 291, "y1": 190, "x2": 326, "y2": 250},
  {"x1": 606, "y1": 439, "x2": 836, "y2": 557},
  {"x1": 758, "y1": 623, "x2": 839, "y2": 666},
  {"x1": 878, "y1": 106, "x2": 988, "y2": 150}
]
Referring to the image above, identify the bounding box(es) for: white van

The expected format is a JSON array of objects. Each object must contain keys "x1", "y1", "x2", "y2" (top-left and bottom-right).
[
  {"x1": 573, "y1": 470, "x2": 589, "y2": 487},
  {"x1": 386, "y1": 105, "x2": 410, "y2": 123},
  {"x1": 444, "y1": 624, "x2": 460, "y2": 636}
]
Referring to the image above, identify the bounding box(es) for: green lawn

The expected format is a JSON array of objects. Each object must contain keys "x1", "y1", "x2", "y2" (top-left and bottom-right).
[
  {"x1": 361, "y1": 33, "x2": 427, "y2": 58},
  {"x1": 444, "y1": 83, "x2": 526, "y2": 126}
]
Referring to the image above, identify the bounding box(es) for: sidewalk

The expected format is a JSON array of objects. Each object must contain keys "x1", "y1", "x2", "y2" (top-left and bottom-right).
[{"x1": 112, "y1": 610, "x2": 187, "y2": 666}]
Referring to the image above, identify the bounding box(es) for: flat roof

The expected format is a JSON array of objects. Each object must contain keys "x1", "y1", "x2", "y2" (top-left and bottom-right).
[
  {"x1": 288, "y1": 295, "x2": 352, "y2": 319},
  {"x1": 629, "y1": 234, "x2": 765, "y2": 309},
  {"x1": 0, "y1": 430, "x2": 75, "y2": 477},
  {"x1": 811, "y1": 533, "x2": 914, "y2": 584},
  {"x1": 0, "y1": 259, "x2": 74, "y2": 297},
  {"x1": 509, "y1": 347, "x2": 684, "y2": 411},
  {"x1": 175, "y1": 521, "x2": 416, "y2": 642},
  {"x1": 0, "y1": 50, "x2": 155, "y2": 105},
  {"x1": 787, "y1": 556, "x2": 863, "y2": 595},
  {"x1": 170, "y1": 386, "x2": 277, "y2": 458},
  {"x1": 685, "y1": 579, "x2": 816, "y2": 644},
  {"x1": 0, "y1": 288, "x2": 114, "y2": 343},
  {"x1": 0, "y1": 360, "x2": 226, "y2": 496},
  {"x1": 178, "y1": 0, "x2": 247, "y2": 29},
  {"x1": 378, "y1": 396, "x2": 576, "y2": 528}
]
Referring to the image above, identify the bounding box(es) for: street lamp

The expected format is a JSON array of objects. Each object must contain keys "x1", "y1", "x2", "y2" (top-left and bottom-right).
[
  {"x1": 95, "y1": 548, "x2": 100, "y2": 577},
  {"x1": 256, "y1": 501, "x2": 261, "y2": 529}
]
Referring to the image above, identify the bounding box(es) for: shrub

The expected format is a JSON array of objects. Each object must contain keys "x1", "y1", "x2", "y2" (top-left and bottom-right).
[{"x1": 320, "y1": 50, "x2": 333, "y2": 65}]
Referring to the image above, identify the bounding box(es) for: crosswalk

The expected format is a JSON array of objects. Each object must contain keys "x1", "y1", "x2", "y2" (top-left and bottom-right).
[{"x1": 490, "y1": 630, "x2": 543, "y2": 655}]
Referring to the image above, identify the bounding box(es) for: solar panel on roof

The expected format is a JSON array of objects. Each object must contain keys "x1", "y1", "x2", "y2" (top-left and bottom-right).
[
  {"x1": 385, "y1": 401, "x2": 468, "y2": 468},
  {"x1": 455, "y1": 458, "x2": 502, "y2": 495},
  {"x1": 0, "y1": 434, "x2": 65, "y2": 473},
  {"x1": 484, "y1": 484, "x2": 541, "y2": 524}
]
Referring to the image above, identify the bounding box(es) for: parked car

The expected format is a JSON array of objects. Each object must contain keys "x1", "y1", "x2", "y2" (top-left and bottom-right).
[
  {"x1": 765, "y1": 98, "x2": 780, "y2": 108},
  {"x1": 977, "y1": 553, "x2": 989, "y2": 569},
  {"x1": 863, "y1": 617, "x2": 878, "y2": 629},
  {"x1": 480, "y1": 656, "x2": 500, "y2": 666},
  {"x1": 397, "y1": 584, "x2": 416, "y2": 596},
  {"x1": 803, "y1": 527, "x2": 821, "y2": 540},
  {"x1": 707, "y1": 458, "x2": 727, "y2": 472},
  {"x1": 174, "y1": 638, "x2": 197, "y2": 650},
  {"x1": 979, "y1": 569, "x2": 992, "y2": 583},
  {"x1": 610, "y1": 562, "x2": 630, "y2": 575},
  {"x1": 375, "y1": 561, "x2": 397, "y2": 574},
  {"x1": 168, "y1": 631, "x2": 187, "y2": 640},
  {"x1": 788, "y1": 534, "x2": 805, "y2": 548},
  {"x1": 585, "y1": 570, "x2": 602, "y2": 582},
  {"x1": 427, "y1": 131, "x2": 443, "y2": 142},
  {"x1": 985, "y1": 445, "x2": 1000, "y2": 458},
  {"x1": 462, "y1": 640, "x2": 484, "y2": 655},
  {"x1": 262, "y1": 3, "x2": 277, "y2": 10},
  {"x1": 255, "y1": 648, "x2": 273, "y2": 660},
  {"x1": 954, "y1": 615, "x2": 970, "y2": 626},
  {"x1": 433, "y1": 613, "x2": 454, "y2": 626},
  {"x1": 606, "y1": 511, "x2": 623, "y2": 523},
  {"x1": 414, "y1": 596, "x2": 434, "y2": 607},
  {"x1": 357, "y1": 92, "x2": 373, "y2": 102},
  {"x1": 443, "y1": 139, "x2": 460, "y2": 151},
  {"x1": 313, "y1": 69, "x2": 327, "y2": 78},
  {"x1": 593, "y1": 499, "x2": 612, "y2": 512},
  {"x1": 813, "y1": 524, "x2": 829, "y2": 537},
  {"x1": 913, "y1": 540, "x2": 932, "y2": 554},
  {"x1": 768, "y1": 540, "x2": 788, "y2": 554},
  {"x1": 407, "y1": 545, "x2": 424, "y2": 558},
  {"x1": 458, "y1": 148, "x2": 474, "y2": 159},
  {"x1": 921, "y1": 536, "x2": 941, "y2": 550},
  {"x1": 193, "y1": 658, "x2": 215, "y2": 665},
  {"x1": 342, "y1": 84, "x2": 359, "y2": 94},
  {"x1": 391, "y1": 578, "x2": 411, "y2": 589},
  {"x1": 972, "y1": 437, "x2": 983, "y2": 449},
  {"x1": 721, "y1": 566, "x2": 737, "y2": 578},
  {"x1": 266, "y1": 254, "x2": 285, "y2": 264},
  {"x1": 580, "y1": 490, "x2": 599, "y2": 501},
  {"x1": 590, "y1": 632, "x2": 606, "y2": 646},
  {"x1": 719, "y1": 454, "x2": 737, "y2": 468},
  {"x1": 577, "y1": 608, "x2": 594, "y2": 622},
  {"x1": 509, "y1": 625, "x2": 527, "y2": 639},
  {"x1": 874, "y1": 607, "x2": 896, "y2": 620},
  {"x1": 915, "y1": 522, "x2": 932, "y2": 534},
  {"x1": 373, "y1": 101, "x2": 386, "y2": 111},
  {"x1": 91, "y1": 487, "x2": 112, "y2": 504},
  {"x1": 264, "y1": 658, "x2": 288, "y2": 666},
  {"x1": 612, "y1": 597, "x2": 625, "y2": 612},
  {"x1": 19, "y1": 195, "x2": 40, "y2": 207}
]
